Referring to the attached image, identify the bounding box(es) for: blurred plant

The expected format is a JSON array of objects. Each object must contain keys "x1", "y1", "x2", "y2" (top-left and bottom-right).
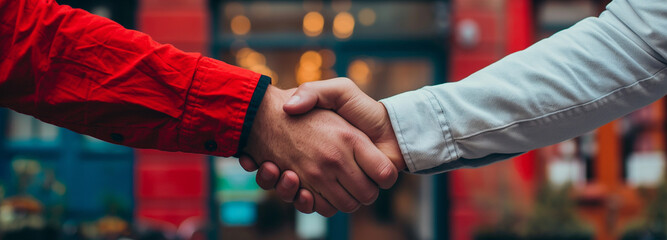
[
  {"x1": 0, "y1": 195, "x2": 45, "y2": 232},
  {"x1": 622, "y1": 181, "x2": 667, "y2": 240},
  {"x1": 474, "y1": 181, "x2": 593, "y2": 240},
  {"x1": 102, "y1": 194, "x2": 131, "y2": 220},
  {"x1": 97, "y1": 215, "x2": 129, "y2": 239},
  {"x1": 473, "y1": 170, "x2": 525, "y2": 240},
  {"x1": 12, "y1": 158, "x2": 41, "y2": 195},
  {"x1": 523, "y1": 183, "x2": 593, "y2": 240}
]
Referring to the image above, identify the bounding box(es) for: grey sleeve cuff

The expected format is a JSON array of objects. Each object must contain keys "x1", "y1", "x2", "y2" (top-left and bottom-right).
[{"x1": 380, "y1": 88, "x2": 460, "y2": 174}]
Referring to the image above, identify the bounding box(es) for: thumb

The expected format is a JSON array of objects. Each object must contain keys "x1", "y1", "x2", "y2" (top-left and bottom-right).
[{"x1": 283, "y1": 78, "x2": 357, "y2": 115}]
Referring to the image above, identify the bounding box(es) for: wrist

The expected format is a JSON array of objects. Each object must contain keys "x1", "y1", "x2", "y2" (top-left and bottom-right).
[
  {"x1": 245, "y1": 85, "x2": 290, "y2": 154},
  {"x1": 379, "y1": 102, "x2": 407, "y2": 171}
]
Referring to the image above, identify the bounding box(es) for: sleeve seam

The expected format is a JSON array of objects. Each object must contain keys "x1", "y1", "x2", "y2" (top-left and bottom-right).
[
  {"x1": 176, "y1": 55, "x2": 205, "y2": 149},
  {"x1": 454, "y1": 66, "x2": 667, "y2": 141},
  {"x1": 604, "y1": 8, "x2": 667, "y2": 65},
  {"x1": 422, "y1": 88, "x2": 460, "y2": 163}
]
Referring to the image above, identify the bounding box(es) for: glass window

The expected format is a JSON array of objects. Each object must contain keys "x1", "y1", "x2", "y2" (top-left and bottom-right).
[
  {"x1": 6, "y1": 111, "x2": 59, "y2": 145},
  {"x1": 620, "y1": 103, "x2": 666, "y2": 187},
  {"x1": 212, "y1": 0, "x2": 448, "y2": 239},
  {"x1": 82, "y1": 135, "x2": 131, "y2": 154},
  {"x1": 217, "y1": 2, "x2": 447, "y2": 39},
  {"x1": 346, "y1": 57, "x2": 433, "y2": 99}
]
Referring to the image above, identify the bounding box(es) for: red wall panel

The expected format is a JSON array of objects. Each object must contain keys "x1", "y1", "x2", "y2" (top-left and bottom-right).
[{"x1": 134, "y1": 0, "x2": 210, "y2": 233}]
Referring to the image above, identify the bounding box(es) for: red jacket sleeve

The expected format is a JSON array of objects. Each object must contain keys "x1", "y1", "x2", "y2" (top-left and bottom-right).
[{"x1": 0, "y1": 0, "x2": 270, "y2": 156}]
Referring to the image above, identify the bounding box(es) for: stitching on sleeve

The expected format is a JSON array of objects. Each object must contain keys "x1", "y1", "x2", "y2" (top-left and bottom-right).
[
  {"x1": 386, "y1": 101, "x2": 417, "y2": 171},
  {"x1": 423, "y1": 88, "x2": 460, "y2": 162},
  {"x1": 456, "y1": 66, "x2": 667, "y2": 141},
  {"x1": 176, "y1": 55, "x2": 205, "y2": 148}
]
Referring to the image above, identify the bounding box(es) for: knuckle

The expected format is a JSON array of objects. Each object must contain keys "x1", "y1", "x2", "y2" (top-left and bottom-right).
[
  {"x1": 377, "y1": 164, "x2": 398, "y2": 187},
  {"x1": 278, "y1": 192, "x2": 294, "y2": 202},
  {"x1": 339, "y1": 199, "x2": 360, "y2": 213},
  {"x1": 319, "y1": 209, "x2": 336, "y2": 218},
  {"x1": 360, "y1": 187, "x2": 379, "y2": 205},
  {"x1": 256, "y1": 177, "x2": 273, "y2": 190},
  {"x1": 300, "y1": 82, "x2": 314, "y2": 90},
  {"x1": 321, "y1": 147, "x2": 346, "y2": 169},
  {"x1": 339, "y1": 130, "x2": 359, "y2": 145},
  {"x1": 297, "y1": 206, "x2": 314, "y2": 214},
  {"x1": 303, "y1": 167, "x2": 324, "y2": 182},
  {"x1": 336, "y1": 77, "x2": 354, "y2": 85}
]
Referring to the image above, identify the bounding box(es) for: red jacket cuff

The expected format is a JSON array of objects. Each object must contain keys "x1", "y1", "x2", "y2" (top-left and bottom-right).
[{"x1": 178, "y1": 57, "x2": 269, "y2": 156}]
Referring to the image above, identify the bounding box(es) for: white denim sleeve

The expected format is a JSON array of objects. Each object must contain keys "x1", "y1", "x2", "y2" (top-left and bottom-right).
[{"x1": 380, "y1": 0, "x2": 667, "y2": 174}]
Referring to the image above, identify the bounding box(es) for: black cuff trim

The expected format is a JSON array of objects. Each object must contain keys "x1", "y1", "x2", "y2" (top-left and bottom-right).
[{"x1": 235, "y1": 75, "x2": 271, "y2": 157}]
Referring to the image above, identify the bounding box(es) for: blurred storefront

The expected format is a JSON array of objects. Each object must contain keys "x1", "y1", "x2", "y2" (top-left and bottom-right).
[
  {"x1": 1, "y1": 0, "x2": 665, "y2": 240},
  {"x1": 208, "y1": 1, "x2": 450, "y2": 239}
]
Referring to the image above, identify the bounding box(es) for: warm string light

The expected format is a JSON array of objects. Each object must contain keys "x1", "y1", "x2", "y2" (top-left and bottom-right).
[
  {"x1": 303, "y1": 11, "x2": 325, "y2": 37},
  {"x1": 230, "y1": 15, "x2": 251, "y2": 35},
  {"x1": 347, "y1": 59, "x2": 371, "y2": 86},
  {"x1": 333, "y1": 12, "x2": 355, "y2": 39},
  {"x1": 235, "y1": 48, "x2": 278, "y2": 84},
  {"x1": 296, "y1": 51, "x2": 323, "y2": 84},
  {"x1": 358, "y1": 8, "x2": 376, "y2": 26}
]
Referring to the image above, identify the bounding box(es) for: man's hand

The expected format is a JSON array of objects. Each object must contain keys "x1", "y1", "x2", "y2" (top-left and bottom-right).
[
  {"x1": 241, "y1": 85, "x2": 399, "y2": 217},
  {"x1": 240, "y1": 78, "x2": 406, "y2": 214},
  {"x1": 284, "y1": 78, "x2": 405, "y2": 168}
]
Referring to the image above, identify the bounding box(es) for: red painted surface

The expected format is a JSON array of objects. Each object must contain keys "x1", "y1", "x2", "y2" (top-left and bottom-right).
[
  {"x1": 506, "y1": 0, "x2": 533, "y2": 54},
  {"x1": 134, "y1": 0, "x2": 210, "y2": 233},
  {"x1": 449, "y1": 0, "x2": 535, "y2": 239},
  {"x1": 135, "y1": 149, "x2": 209, "y2": 230},
  {"x1": 513, "y1": 150, "x2": 536, "y2": 182}
]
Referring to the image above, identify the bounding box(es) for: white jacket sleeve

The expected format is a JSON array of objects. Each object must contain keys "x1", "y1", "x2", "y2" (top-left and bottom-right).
[{"x1": 380, "y1": 0, "x2": 667, "y2": 174}]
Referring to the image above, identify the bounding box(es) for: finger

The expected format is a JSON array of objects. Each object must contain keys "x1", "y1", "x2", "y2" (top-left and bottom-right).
[
  {"x1": 255, "y1": 162, "x2": 280, "y2": 190},
  {"x1": 294, "y1": 189, "x2": 315, "y2": 214},
  {"x1": 336, "y1": 174, "x2": 379, "y2": 206},
  {"x1": 283, "y1": 78, "x2": 385, "y2": 138},
  {"x1": 313, "y1": 192, "x2": 338, "y2": 217},
  {"x1": 354, "y1": 135, "x2": 398, "y2": 189},
  {"x1": 319, "y1": 181, "x2": 361, "y2": 213},
  {"x1": 334, "y1": 139, "x2": 380, "y2": 205},
  {"x1": 283, "y1": 78, "x2": 356, "y2": 115},
  {"x1": 238, "y1": 154, "x2": 259, "y2": 172},
  {"x1": 276, "y1": 171, "x2": 300, "y2": 203}
]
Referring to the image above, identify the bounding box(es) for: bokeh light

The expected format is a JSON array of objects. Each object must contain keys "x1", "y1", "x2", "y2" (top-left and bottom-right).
[
  {"x1": 296, "y1": 68, "x2": 322, "y2": 85},
  {"x1": 303, "y1": 11, "x2": 325, "y2": 37},
  {"x1": 319, "y1": 49, "x2": 336, "y2": 68},
  {"x1": 299, "y1": 51, "x2": 323, "y2": 71},
  {"x1": 249, "y1": 65, "x2": 278, "y2": 84},
  {"x1": 235, "y1": 48, "x2": 278, "y2": 84},
  {"x1": 333, "y1": 12, "x2": 355, "y2": 39},
  {"x1": 231, "y1": 15, "x2": 251, "y2": 35},
  {"x1": 347, "y1": 59, "x2": 371, "y2": 86},
  {"x1": 358, "y1": 8, "x2": 377, "y2": 26},
  {"x1": 296, "y1": 50, "x2": 324, "y2": 84}
]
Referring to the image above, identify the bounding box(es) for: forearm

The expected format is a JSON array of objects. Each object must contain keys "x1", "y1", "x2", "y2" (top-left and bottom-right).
[
  {"x1": 0, "y1": 0, "x2": 269, "y2": 156},
  {"x1": 382, "y1": 0, "x2": 667, "y2": 174}
]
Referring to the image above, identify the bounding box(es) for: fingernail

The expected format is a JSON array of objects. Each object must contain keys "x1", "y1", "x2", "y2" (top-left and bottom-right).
[{"x1": 286, "y1": 95, "x2": 300, "y2": 105}]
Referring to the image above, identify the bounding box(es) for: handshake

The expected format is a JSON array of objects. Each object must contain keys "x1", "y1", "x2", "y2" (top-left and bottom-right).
[{"x1": 240, "y1": 77, "x2": 406, "y2": 217}]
